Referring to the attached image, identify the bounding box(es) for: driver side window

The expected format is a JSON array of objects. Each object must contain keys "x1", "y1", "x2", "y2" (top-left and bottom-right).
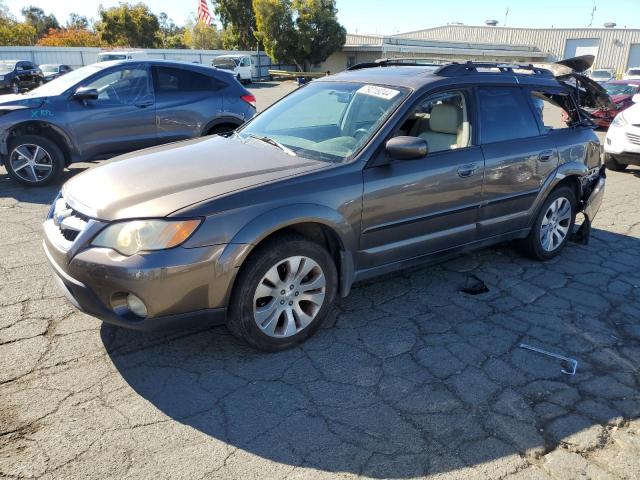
[
  {"x1": 83, "y1": 65, "x2": 150, "y2": 106},
  {"x1": 397, "y1": 91, "x2": 471, "y2": 153}
]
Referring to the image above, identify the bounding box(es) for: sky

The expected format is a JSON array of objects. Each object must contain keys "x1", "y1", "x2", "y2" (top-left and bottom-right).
[{"x1": 4, "y1": 0, "x2": 640, "y2": 35}]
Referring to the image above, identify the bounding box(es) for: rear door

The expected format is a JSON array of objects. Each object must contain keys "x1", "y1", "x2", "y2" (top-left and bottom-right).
[
  {"x1": 67, "y1": 63, "x2": 157, "y2": 159},
  {"x1": 152, "y1": 65, "x2": 226, "y2": 142},
  {"x1": 15, "y1": 62, "x2": 31, "y2": 87},
  {"x1": 476, "y1": 86, "x2": 559, "y2": 239}
]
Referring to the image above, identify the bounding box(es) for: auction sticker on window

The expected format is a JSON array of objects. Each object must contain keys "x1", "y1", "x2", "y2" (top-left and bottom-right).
[{"x1": 357, "y1": 85, "x2": 400, "y2": 100}]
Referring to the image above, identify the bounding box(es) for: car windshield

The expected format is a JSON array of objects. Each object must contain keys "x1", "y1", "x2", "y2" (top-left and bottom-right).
[
  {"x1": 628, "y1": 69, "x2": 640, "y2": 76},
  {"x1": 237, "y1": 81, "x2": 408, "y2": 162},
  {"x1": 24, "y1": 64, "x2": 106, "y2": 97},
  {"x1": 605, "y1": 83, "x2": 639, "y2": 95},
  {"x1": 213, "y1": 57, "x2": 238, "y2": 70},
  {"x1": 0, "y1": 62, "x2": 16, "y2": 73},
  {"x1": 98, "y1": 54, "x2": 127, "y2": 62},
  {"x1": 592, "y1": 70, "x2": 611, "y2": 79},
  {"x1": 40, "y1": 64, "x2": 58, "y2": 73}
]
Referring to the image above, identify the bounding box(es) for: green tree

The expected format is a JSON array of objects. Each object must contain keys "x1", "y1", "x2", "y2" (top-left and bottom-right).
[
  {"x1": 95, "y1": 2, "x2": 160, "y2": 48},
  {"x1": 183, "y1": 20, "x2": 223, "y2": 50},
  {"x1": 66, "y1": 13, "x2": 90, "y2": 30},
  {"x1": 253, "y1": 0, "x2": 345, "y2": 71},
  {"x1": 159, "y1": 12, "x2": 186, "y2": 48},
  {"x1": 21, "y1": 6, "x2": 59, "y2": 38},
  {"x1": 0, "y1": 4, "x2": 37, "y2": 45},
  {"x1": 213, "y1": 0, "x2": 257, "y2": 50}
]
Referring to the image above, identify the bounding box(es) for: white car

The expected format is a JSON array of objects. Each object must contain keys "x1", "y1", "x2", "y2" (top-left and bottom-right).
[
  {"x1": 212, "y1": 54, "x2": 253, "y2": 84},
  {"x1": 604, "y1": 94, "x2": 640, "y2": 171},
  {"x1": 96, "y1": 50, "x2": 148, "y2": 62},
  {"x1": 623, "y1": 67, "x2": 640, "y2": 80}
]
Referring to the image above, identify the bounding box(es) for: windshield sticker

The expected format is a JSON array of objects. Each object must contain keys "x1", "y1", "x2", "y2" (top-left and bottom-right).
[{"x1": 357, "y1": 85, "x2": 400, "y2": 100}]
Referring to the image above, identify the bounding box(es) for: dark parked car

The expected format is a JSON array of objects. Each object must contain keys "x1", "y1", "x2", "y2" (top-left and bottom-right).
[
  {"x1": 585, "y1": 80, "x2": 640, "y2": 128},
  {"x1": 44, "y1": 56, "x2": 608, "y2": 351},
  {"x1": 0, "y1": 60, "x2": 45, "y2": 93},
  {"x1": 40, "y1": 63, "x2": 73, "y2": 82},
  {"x1": 1, "y1": 59, "x2": 256, "y2": 186}
]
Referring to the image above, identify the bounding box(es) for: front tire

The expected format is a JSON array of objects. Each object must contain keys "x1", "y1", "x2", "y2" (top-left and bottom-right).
[
  {"x1": 5, "y1": 135, "x2": 64, "y2": 186},
  {"x1": 228, "y1": 234, "x2": 337, "y2": 351},
  {"x1": 10, "y1": 80, "x2": 18, "y2": 94},
  {"x1": 522, "y1": 185, "x2": 576, "y2": 260},
  {"x1": 604, "y1": 153, "x2": 628, "y2": 172}
]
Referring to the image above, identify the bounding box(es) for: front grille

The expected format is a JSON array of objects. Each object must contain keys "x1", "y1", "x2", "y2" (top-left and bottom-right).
[
  {"x1": 626, "y1": 132, "x2": 640, "y2": 145},
  {"x1": 49, "y1": 196, "x2": 89, "y2": 247}
]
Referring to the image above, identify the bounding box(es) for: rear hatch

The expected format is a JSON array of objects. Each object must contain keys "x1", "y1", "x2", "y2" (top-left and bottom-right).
[{"x1": 538, "y1": 55, "x2": 614, "y2": 110}]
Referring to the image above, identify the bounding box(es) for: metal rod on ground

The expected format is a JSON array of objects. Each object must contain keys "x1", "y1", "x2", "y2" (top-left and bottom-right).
[{"x1": 519, "y1": 343, "x2": 578, "y2": 376}]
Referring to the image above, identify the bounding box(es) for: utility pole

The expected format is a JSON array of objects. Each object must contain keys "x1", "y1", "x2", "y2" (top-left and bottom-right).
[
  {"x1": 588, "y1": 0, "x2": 596, "y2": 27},
  {"x1": 504, "y1": 8, "x2": 510, "y2": 28}
]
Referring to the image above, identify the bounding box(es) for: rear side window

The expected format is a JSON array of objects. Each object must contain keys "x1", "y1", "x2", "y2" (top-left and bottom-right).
[
  {"x1": 153, "y1": 66, "x2": 225, "y2": 94},
  {"x1": 477, "y1": 87, "x2": 539, "y2": 144}
]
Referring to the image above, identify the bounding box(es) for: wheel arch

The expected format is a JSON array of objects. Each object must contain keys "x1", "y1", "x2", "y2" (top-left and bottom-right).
[
  {"x1": 4, "y1": 121, "x2": 75, "y2": 165},
  {"x1": 202, "y1": 115, "x2": 244, "y2": 136},
  {"x1": 220, "y1": 204, "x2": 358, "y2": 304}
]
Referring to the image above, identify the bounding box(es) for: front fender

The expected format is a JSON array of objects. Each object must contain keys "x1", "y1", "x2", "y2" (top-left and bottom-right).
[{"x1": 218, "y1": 203, "x2": 358, "y2": 298}]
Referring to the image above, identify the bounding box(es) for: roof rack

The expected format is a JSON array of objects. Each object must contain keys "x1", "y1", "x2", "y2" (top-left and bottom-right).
[
  {"x1": 347, "y1": 59, "x2": 554, "y2": 78},
  {"x1": 347, "y1": 58, "x2": 444, "y2": 71},
  {"x1": 435, "y1": 61, "x2": 553, "y2": 77}
]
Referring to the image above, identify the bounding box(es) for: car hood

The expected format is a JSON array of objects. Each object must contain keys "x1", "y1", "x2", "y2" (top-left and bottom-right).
[
  {"x1": 610, "y1": 94, "x2": 632, "y2": 104},
  {"x1": 0, "y1": 94, "x2": 46, "y2": 109},
  {"x1": 62, "y1": 136, "x2": 330, "y2": 221}
]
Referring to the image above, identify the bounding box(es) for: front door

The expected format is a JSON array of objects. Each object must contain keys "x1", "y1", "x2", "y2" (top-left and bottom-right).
[
  {"x1": 360, "y1": 89, "x2": 484, "y2": 269},
  {"x1": 67, "y1": 63, "x2": 157, "y2": 160}
]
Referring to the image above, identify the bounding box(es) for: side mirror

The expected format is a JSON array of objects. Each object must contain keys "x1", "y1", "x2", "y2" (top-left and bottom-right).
[
  {"x1": 73, "y1": 87, "x2": 99, "y2": 101},
  {"x1": 386, "y1": 136, "x2": 428, "y2": 160},
  {"x1": 633, "y1": 93, "x2": 640, "y2": 103}
]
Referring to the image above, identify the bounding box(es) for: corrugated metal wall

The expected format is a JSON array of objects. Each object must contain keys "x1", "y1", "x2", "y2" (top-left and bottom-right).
[
  {"x1": 0, "y1": 46, "x2": 295, "y2": 79},
  {"x1": 395, "y1": 25, "x2": 640, "y2": 74}
]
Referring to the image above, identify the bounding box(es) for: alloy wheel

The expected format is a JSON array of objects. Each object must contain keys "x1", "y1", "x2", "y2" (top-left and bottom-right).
[
  {"x1": 9, "y1": 144, "x2": 54, "y2": 183},
  {"x1": 540, "y1": 197, "x2": 572, "y2": 252},
  {"x1": 253, "y1": 255, "x2": 326, "y2": 338}
]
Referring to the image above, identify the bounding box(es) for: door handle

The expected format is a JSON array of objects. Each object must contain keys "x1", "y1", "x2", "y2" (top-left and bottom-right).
[
  {"x1": 135, "y1": 100, "x2": 154, "y2": 108},
  {"x1": 538, "y1": 150, "x2": 554, "y2": 162},
  {"x1": 457, "y1": 163, "x2": 479, "y2": 178}
]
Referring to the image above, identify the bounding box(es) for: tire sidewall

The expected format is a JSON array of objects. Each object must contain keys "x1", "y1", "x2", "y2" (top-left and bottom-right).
[
  {"x1": 604, "y1": 153, "x2": 627, "y2": 172},
  {"x1": 530, "y1": 186, "x2": 576, "y2": 260},
  {"x1": 6, "y1": 135, "x2": 64, "y2": 186},
  {"x1": 230, "y1": 237, "x2": 337, "y2": 351}
]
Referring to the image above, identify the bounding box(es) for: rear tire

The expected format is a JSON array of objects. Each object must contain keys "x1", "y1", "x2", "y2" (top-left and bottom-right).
[
  {"x1": 521, "y1": 185, "x2": 576, "y2": 261},
  {"x1": 5, "y1": 135, "x2": 64, "y2": 187},
  {"x1": 604, "y1": 153, "x2": 628, "y2": 172},
  {"x1": 227, "y1": 234, "x2": 337, "y2": 352}
]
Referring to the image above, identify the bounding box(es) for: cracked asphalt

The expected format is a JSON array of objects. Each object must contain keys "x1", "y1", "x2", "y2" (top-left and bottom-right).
[{"x1": 1, "y1": 82, "x2": 640, "y2": 479}]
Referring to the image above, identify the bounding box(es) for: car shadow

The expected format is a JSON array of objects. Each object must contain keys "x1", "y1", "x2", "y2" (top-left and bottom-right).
[
  {"x1": 0, "y1": 163, "x2": 92, "y2": 206},
  {"x1": 101, "y1": 228, "x2": 640, "y2": 477}
]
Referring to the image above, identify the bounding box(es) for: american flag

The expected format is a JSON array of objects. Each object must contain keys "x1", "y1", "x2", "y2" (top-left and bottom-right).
[{"x1": 197, "y1": 0, "x2": 213, "y2": 25}]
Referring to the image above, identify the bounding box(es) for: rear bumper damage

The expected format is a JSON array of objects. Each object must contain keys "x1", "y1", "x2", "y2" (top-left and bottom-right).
[{"x1": 572, "y1": 167, "x2": 606, "y2": 245}]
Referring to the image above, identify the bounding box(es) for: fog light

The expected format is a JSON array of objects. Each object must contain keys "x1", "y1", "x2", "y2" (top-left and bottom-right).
[{"x1": 126, "y1": 294, "x2": 148, "y2": 317}]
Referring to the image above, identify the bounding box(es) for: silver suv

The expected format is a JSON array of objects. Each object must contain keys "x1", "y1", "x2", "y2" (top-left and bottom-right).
[{"x1": 43, "y1": 56, "x2": 608, "y2": 351}]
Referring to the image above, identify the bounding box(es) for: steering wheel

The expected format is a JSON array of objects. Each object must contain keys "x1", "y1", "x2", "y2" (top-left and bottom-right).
[{"x1": 352, "y1": 128, "x2": 370, "y2": 141}]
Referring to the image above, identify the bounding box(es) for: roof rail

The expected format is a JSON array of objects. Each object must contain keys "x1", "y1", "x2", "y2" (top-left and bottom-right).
[
  {"x1": 348, "y1": 58, "x2": 443, "y2": 71},
  {"x1": 435, "y1": 61, "x2": 553, "y2": 77}
]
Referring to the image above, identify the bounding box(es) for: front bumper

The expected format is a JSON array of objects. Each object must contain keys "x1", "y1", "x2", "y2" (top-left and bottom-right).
[{"x1": 42, "y1": 218, "x2": 243, "y2": 331}]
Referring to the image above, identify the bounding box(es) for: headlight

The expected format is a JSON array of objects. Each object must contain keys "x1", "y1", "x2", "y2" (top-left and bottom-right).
[
  {"x1": 611, "y1": 112, "x2": 628, "y2": 128},
  {"x1": 92, "y1": 219, "x2": 201, "y2": 256}
]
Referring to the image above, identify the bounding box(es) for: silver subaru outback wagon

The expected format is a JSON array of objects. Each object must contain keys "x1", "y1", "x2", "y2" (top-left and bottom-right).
[{"x1": 44, "y1": 55, "x2": 608, "y2": 351}]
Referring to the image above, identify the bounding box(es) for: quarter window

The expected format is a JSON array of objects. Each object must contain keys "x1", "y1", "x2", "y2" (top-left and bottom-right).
[
  {"x1": 477, "y1": 87, "x2": 539, "y2": 144},
  {"x1": 530, "y1": 91, "x2": 577, "y2": 131}
]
